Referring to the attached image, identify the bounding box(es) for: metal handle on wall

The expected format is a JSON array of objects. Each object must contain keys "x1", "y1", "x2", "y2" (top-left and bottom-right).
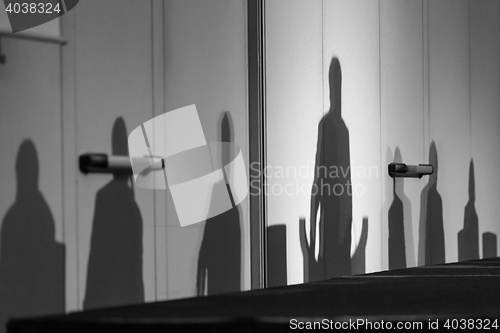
[
  {"x1": 388, "y1": 163, "x2": 433, "y2": 179},
  {"x1": 79, "y1": 153, "x2": 163, "y2": 175},
  {"x1": 79, "y1": 153, "x2": 133, "y2": 174}
]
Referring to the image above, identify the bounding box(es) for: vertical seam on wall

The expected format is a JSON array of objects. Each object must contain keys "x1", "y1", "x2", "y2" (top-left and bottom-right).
[
  {"x1": 150, "y1": 0, "x2": 157, "y2": 301},
  {"x1": 422, "y1": 0, "x2": 425, "y2": 163},
  {"x1": 378, "y1": 0, "x2": 383, "y2": 271},
  {"x1": 321, "y1": 0, "x2": 325, "y2": 278},
  {"x1": 421, "y1": 0, "x2": 429, "y2": 267},
  {"x1": 424, "y1": 0, "x2": 430, "y2": 263},
  {"x1": 261, "y1": 0, "x2": 268, "y2": 289},
  {"x1": 248, "y1": 0, "x2": 267, "y2": 289},
  {"x1": 468, "y1": 0, "x2": 472, "y2": 158},
  {"x1": 73, "y1": 8, "x2": 80, "y2": 309},
  {"x1": 162, "y1": 0, "x2": 168, "y2": 299},
  {"x1": 59, "y1": 14, "x2": 68, "y2": 311},
  {"x1": 60, "y1": 22, "x2": 65, "y2": 272},
  {"x1": 427, "y1": 1, "x2": 430, "y2": 152},
  {"x1": 321, "y1": 0, "x2": 324, "y2": 108},
  {"x1": 244, "y1": 0, "x2": 249, "y2": 292}
]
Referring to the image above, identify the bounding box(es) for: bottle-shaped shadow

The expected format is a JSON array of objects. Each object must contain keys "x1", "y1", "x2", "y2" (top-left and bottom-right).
[
  {"x1": 398, "y1": 150, "x2": 416, "y2": 267},
  {"x1": 458, "y1": 159, "x2": 479, "y2": 261},
  {"x1": 197, "y1": 112, "x2": 242, "y2": 296},
  {"x1": 388, "y1": 148, "x2": 407, "y2": 270},
  {"x1": 418, "y1": 141, "x2": 445, "y2": 265},
  {"x1": 382, "y1": 148, "x2": 394, "y2": 269},
  {"x1": 351, "y1": 217, "x2": 368, "y2": 275},
  {"x1": 302, "y1": 57, "x2": 352, "y2": 281},
  {"x1": 0, "y1": 140, "x2": 65, "y2": 333},
  {"x1": 83, "y1": 118, "x2": 144, "y2": 309}
]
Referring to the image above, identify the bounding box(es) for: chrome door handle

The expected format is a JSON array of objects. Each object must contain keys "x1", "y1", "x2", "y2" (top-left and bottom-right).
[{"x1": 388, "y1": 163, "x2": 433, "y2": 178}]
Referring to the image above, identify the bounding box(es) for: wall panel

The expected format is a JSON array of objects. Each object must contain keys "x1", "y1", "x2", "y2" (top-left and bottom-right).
[
  {"x1": 323, "y1": 0, "x2": 381, "y2": 274},
  {"x1": 428, "y1": 0, "x2": 471, "y2": 264},
  {"x1": 74, "y1": 0, "x2": 155, "y2": 308},
  {"x1": 380, "y1": 0, "x2": 425, "y2": 269},
  {"x1": 265, "y1": 0, "x2": 324, "y2": 285},
  {"x1": 470, "y1": 0, "x2": 500, "y2": 259},
  {"x1": 163, "y1": 0, "x2": 249, "y2": 298}
]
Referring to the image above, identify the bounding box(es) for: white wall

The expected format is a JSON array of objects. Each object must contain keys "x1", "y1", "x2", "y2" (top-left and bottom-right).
[
  {"x1": 322, "y1": 0, "x2": 381, "y2": 274},
  {"x1": 266, "y1": 0, "x2": 500, "y2": 284},
  {"x1": 265, "y1": 0, "x2": 324, "y2": 285},
  {"x1": 428, "y1": 0, "x2": 471, "y2": 264},
  {"x1": 0, "y1": 0, "x2": 249, "y2": 324},
  {"x1": 162, "y1": 0, "x2": 249, "y2": 299},
  {"x1": 380, "y1": 0, "x2": 426, "y2": 270}
]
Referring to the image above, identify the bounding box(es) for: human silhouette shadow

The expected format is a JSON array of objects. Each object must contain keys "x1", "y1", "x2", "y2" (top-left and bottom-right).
[
  {"x1": 83, "y1": 118, "x2": 144, "y2": 310},
  {"x1": 196, "y1": 112, "x2": 242, "y2": 296},
  {"x1": 482, "y1": 232, "x2": 497, "y2": 259},
  {"x1": 303, "y1": 57, "x2": 352, "y2": 281},
  {"x1": 388, "y1": 148, "x2": 406, "y2": 270},
  {"x1": 351, "y1": 217, "x2": 368, "y2": 275},
  {"x1": 397, "y1": 150, "x2": 415, "y2": 267},
  {"x1": 417, "y1": 162, "x2": 429, "y2": 266},
  {"x1": 382, "y1": 148, "x2": 394, "y2": 269},
  {"x1": 419, "y1": 141, "x2": 445, "y2": 265},
  {"x1": 0, "y1": 140, "x2": 65, "y2": 333},
  {"x1": 458, "y1": 160, "x2": 479, "y2": 261},
  {"x1": 267, "y1": 225, "x2": 287, "y2": 287},
  {"x1": 388, "y1": 147, "x2": 416, "y2": 268}
]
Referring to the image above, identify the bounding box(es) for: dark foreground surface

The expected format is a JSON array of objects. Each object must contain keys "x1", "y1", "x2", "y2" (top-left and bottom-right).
[{"x1": 8, "y1": 258, "x2": 500, "y2": 332}]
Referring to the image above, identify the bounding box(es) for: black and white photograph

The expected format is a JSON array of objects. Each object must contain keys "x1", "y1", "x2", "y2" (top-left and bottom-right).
[{"x1": 1, "y1": 0, "x2": 500, "y2": 331}]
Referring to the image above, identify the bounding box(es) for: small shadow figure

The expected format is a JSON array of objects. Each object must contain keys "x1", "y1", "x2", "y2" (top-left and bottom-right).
[
  {"x1": 351, "y1": 217, "x2": 368, "y2": 275},
  {"x1": 197, "y1": 112, "x2": 242, "y2": 296},
  {"x1": 458, "y1": 160, "x2": 479, "y2": 261},
  {"x1": 83, "y1": 118, "x2": 144, "y2": 309},
  {"x1": 0, "y1": 140, "x2": 65, "y2": 333},
  {"x1": 418, "y1": 141, "x2": 445, "y2": 266},
  {"x1": 267, "y1": 225, "x2": 287, "y2": 287},
  {"x1": 482, "y1": 232, "x2": 497, "y2": 259},
  {"x1": 388, "y1": 148, "x2": 407, "y2": 270},
  {"x1": 301, "y1": 57, "x2": 352, "y2": 282}
]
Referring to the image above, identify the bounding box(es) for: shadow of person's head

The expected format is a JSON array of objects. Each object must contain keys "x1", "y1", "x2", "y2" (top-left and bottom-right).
[
  {"x1": 429, "y1": 141, "x2": 438, "y2": 184},
  {"x1": 220, "y1": 112, "x2": 233, "y2": 143},
  {"x1": 16, "y1": 139, "x2": 39, "y2": 196},
  {"x1": 393, "y1": 147, "x2": 404, "y2": 192},
  {"x1": 328, "y1": 57, "x2": 342, "y2": 115},
  {"x1": 468, "y1": 159, "x2": 475, "y2": 202},
  {"x1": 111, "y1": 117, "x2": 129, "y2": 180},
  {"x1": 384, "y1": 147, "x2": 395, "y2": 206},
  {"x1": 112, "y1": 117, "x2": 128, "y2": 156},
  {"x1": 220, "y1": 111, "x2": 234, "y2": 165}
]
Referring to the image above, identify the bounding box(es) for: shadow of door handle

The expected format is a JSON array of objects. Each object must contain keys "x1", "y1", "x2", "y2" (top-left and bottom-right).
[{"x1": 388, "y1": 163, "x2": 433, "y2": 178}]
